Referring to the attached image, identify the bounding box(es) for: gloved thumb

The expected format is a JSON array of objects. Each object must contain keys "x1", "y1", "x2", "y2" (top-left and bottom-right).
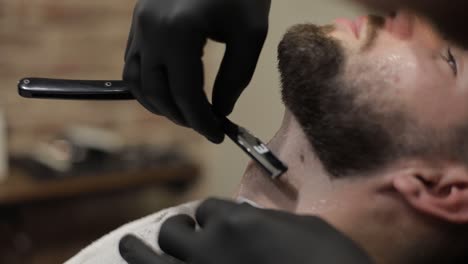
[{"x1": 212, "y1": 30, "x2": 267, "y2": 116}]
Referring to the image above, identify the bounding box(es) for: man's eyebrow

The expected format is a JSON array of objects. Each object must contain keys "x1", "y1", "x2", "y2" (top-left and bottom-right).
[{"x1": 440, "y1": 34, "x2": 461, "y2": 49}]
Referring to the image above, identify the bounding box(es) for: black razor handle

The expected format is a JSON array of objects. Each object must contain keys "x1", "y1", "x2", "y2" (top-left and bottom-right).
[
  {"x1": 18, "y1": 77, "x2": 288, "y2": 179},
  {"x1": 18, "y1": 78, "x2": 133, "y2": 100}
]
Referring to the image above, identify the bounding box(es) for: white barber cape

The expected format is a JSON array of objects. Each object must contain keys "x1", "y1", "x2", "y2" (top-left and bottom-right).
[{"x1": 65, "y1": 201, "x2": 200, "y2": 264}]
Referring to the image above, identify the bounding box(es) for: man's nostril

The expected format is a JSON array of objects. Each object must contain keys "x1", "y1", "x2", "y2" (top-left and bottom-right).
[
  {"x1": 389, "y1": 11, "x2": 397, "y2": 18},
  {"x1": 388, "y1": 10, "x2": 415, "y2": 40}
]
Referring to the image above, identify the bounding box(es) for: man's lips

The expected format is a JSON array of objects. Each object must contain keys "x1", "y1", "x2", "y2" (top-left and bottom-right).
[{"x1": 334, "y1": 16, "x2": 367, "y2": 38}]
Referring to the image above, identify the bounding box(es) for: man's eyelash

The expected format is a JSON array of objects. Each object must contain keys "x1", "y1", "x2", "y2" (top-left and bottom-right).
[{"x1": 441, "y1": 47, "x2": 458, "y2": 76}]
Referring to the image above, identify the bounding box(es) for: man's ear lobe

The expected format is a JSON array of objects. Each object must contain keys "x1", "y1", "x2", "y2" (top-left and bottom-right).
[{"x1": 393, "y1": 167, "x2": 468, "y2": 224}]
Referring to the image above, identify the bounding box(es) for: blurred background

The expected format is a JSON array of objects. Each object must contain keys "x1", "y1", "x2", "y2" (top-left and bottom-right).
[{"x1": 0, "y1": 0, "x2": 365, "y2": 263}]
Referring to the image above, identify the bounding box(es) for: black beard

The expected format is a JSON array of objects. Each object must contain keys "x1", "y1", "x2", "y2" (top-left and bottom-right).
[{"x1": 278, "y1": 24, "x2": 396, "y2": 177}]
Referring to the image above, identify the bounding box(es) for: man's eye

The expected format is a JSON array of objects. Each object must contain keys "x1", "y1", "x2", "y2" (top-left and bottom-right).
[{"x1": 441, "y1": 47, "x2": 458, "y2": 76}]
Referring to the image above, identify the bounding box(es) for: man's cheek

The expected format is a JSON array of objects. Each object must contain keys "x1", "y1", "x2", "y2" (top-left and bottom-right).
[{"x1": 405, "y1": 80, "x2": 468, "y2": 128}]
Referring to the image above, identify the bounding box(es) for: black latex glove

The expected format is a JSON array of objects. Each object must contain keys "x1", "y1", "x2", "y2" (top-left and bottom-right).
[
  {"x1": 124, "y1": 0, "x2": 271, "y2": 143},
  {"x1": 119, "y1": 198, "x2": 374, "y2": 264}
]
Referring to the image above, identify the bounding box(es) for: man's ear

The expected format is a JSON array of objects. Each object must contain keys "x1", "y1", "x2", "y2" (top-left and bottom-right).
[{"x1": 393, "y1": 165, "x2": 468, "y2": 224}]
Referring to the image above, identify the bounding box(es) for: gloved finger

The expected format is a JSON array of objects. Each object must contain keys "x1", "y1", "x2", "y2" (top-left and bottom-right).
[
  {"x1": 141, "y1": 57, "x2": 188, "y2": 126},
  {"x1": 123, "y1": 31, "x2": 163, "y2": 116},
  {"x1": 119, "y1": 235, "x2": 168, "y2": 264},
  {"x1": 168, "y1": 53, "x2": 224, "y2": 143},
  {"x1": 124, "y1": 54, "x2": 163, "y2": 116},
  {"x1": 124, "y1": 3, "x2": 140, "y2": 60},
  {"x1": 195, "y1": 198, "x2": 239, "y2": 228},
  {"x1": 159, "y1": 215, "x2": 197, "y2": 262},
  {"x1": 211, "y1": 25, "x2": 269, "y2": 116},
  {"x1": 124, "y1": 28, "x2": 134, "y2": 61}
]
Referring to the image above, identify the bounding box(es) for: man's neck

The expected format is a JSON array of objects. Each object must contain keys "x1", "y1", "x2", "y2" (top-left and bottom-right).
[
  {"x1": 234, "y1": 111, "x2": 419, "y2": 264},
  {"x1": 235, "y1": 111, "x2": 332, "y2": 212}
]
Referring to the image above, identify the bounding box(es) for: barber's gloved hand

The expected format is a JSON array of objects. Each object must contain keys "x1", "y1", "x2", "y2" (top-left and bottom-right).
[
  {"x1": 119, "y1": 198, "x2": 374, "y2": 264},
  {"x1": 124, "y1": 0, "x2": 271, "y2": 143}
]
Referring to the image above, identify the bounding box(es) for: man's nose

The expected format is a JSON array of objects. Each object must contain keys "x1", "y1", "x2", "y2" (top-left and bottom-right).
[{"x1": 386, "y1": 11, "x2": 416, "y2": 40}]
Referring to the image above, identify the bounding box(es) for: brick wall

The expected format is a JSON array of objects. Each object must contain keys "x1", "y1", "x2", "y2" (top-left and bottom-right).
[{"x1": 0, "y1": 0, "x2": 201, "y2": 154}]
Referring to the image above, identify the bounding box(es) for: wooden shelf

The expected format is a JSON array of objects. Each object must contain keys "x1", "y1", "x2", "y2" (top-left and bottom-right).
[{"x1": 0, "y1": 163, "x2": 200, "y2": 206}]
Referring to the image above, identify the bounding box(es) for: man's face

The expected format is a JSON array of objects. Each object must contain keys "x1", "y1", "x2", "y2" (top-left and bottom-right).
[
  {"x1": 278, "y1": 11, "x2": 468, "y2": 177},
  {"x1": 332, "y1": 11, "x2": 468, "y2": 129}
]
